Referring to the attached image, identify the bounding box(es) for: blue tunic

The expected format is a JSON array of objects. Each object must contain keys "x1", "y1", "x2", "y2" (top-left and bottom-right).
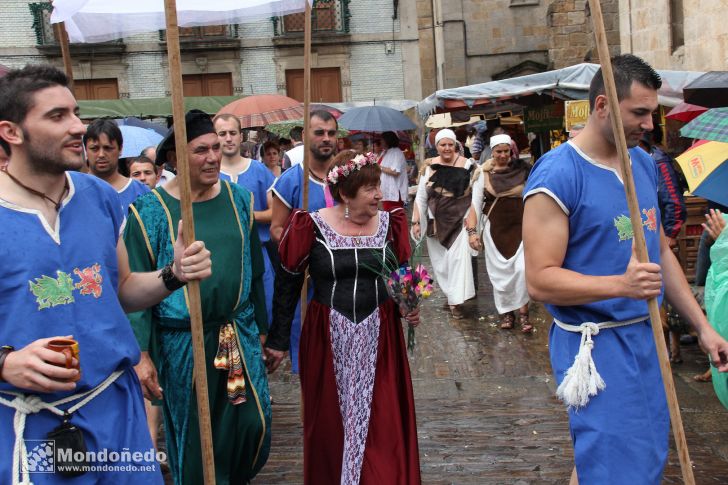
[
  {"x1": 118, "y1": 178, "x2": 151, "y2": 213},
  {"x1": 524, "y1": 141, "x2": 668, "y2": 484},
  {"x1": 270, "y1": 164, "x2": 330, "y2": 373},
  {"x1": 0, "y1": 172, "x2": 161, "y2": 484},
  {"x1": 270, "y1": 163, "x2": 328, "y2": 213},
  {"x1": 221, "y1": 161, "x2": 276, "y2": 328}
]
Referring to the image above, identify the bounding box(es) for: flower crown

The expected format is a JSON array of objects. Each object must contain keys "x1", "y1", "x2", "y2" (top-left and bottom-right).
[{"x1": 326, "y1": 152, "x2": 378, "y2": 185}]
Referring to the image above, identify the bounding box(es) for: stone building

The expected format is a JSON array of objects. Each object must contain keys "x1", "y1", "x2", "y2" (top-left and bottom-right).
[
  {"x1": 0, "y1": 0, "x2": 423, "y2": 102},
  {"x1": 618, "y1": 0, "x2": 728, "y2": 71},
  {"x1": 415, "y1": 0, "x2": 621, "y2": 96}
]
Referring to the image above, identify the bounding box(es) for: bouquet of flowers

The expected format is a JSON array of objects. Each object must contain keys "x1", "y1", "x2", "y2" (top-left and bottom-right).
[{"x1": 384, "y1": 264, "x2": 434, "y2": 352}]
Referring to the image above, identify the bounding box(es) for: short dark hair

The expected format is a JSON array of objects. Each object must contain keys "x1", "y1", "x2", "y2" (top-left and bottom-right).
[
  {"x1": 0, "y1": 64, "x2": 69, "y2": 124},
  {"x1": 588, "y1": 54, "x2": 661, "y2": 110},
  {"x1": 0, "y1": 137, "x2": 10, "y2": 157},
  {"x1": 263, "y1": 140, "x2": 280, "y2": 154},
  {"x1": 84, "y1": 118, "x2": 123, "y2": 148},
  {"x1": 328, "y1": 150, "x2": 381, "y2": 203},
  {"x1": 289, "y1": 126, "x2": 303, "y2": 142},
  {"x1": 381, "y1": 131, "x2": 399, "y2": 149},
  {"x1": 310, "y1": 109, "x2": 338, "y2": 129},
  {"x1": 127, "y1": 155, "x2": 158, "y2": 173}
]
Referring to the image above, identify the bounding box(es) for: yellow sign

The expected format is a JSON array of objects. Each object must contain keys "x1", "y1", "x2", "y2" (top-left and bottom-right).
[{"x1": 565, "y1": 100, "x2": 590, "y2": 132}]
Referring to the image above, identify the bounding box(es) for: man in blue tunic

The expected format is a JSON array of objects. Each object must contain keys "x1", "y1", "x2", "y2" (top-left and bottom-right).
[
  {"x1": 84, "y1": 118, "x2": 150, "y2": 212},
  {"x1": 523, "y1": 54, "x2": 728, "y2": 484},
  {"x1": 269, "y1": 109, "x2": 337, "y2": 373},
  {"x1": 0, "y1": 65, "x2": 211, "y2": 484},
  {"x1": 214, "y1": 113, "x2": 276, "y2": 328}
]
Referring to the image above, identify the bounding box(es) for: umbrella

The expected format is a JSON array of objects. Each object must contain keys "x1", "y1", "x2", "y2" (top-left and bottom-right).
[
  {"x1": 338, "y1": 106, "x2": 417, "y2": 132},
  {"x1": 426, "y1": 112, "x2": 483, "y2": 129},
  {"x1": 680, "y1": 108, "x2": 728, "y2": 143},
  {"x1": 665, "y1": 103, "x2": 708, "y2": 123},
  {"x1": 675, "y1": 140, "x2": 728, "y2": 207},
  {"x1": 217, "y1": 94, "x2": 304, "y2": 128},
  {"x1": 119, "y1": 117, "x2": 167, "y2": 136},
  {"x1": 683, "y1": 71, "x2": 728, "y2": 108},
  {"x1": 118, "y1": 125, "x2": 164, "y2": 159},
  {"x1": 264, "y1": 119, "x2": 348, "y2": 138}
]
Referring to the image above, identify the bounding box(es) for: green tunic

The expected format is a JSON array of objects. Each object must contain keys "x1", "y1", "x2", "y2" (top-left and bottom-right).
[{"x1": 124, "y1": 181, "x2": 271, "y2": 485}]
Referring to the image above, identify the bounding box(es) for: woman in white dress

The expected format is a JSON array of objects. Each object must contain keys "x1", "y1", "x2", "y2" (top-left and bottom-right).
[{"x1": 412, "y1": 129, "x2": 478, "y2": 319}]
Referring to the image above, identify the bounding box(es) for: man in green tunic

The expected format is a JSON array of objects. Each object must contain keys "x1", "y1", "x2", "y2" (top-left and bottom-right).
[{"x1": 124, "y1": 110, "x2": 271, "y2": 484}]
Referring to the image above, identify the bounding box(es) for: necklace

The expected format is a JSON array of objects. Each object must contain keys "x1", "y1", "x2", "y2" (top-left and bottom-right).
[{"x1": 1, "y1": 168, "x2": 69, "y2": 211}]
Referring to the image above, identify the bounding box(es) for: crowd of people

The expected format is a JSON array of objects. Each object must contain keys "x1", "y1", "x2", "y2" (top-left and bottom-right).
[{"x1": 1, "y1": 54, "x2": 727, "y2": 485}]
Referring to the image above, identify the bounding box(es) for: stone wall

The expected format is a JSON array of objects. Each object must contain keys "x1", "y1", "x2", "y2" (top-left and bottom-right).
[
  {"x1": 548, "y1": 0, "x2": 620, "y2": 69},
  {"x1": 619, "y1": 0, "x2": 728, "y2": 71},
  {"x1": 416, "y1": 0, "x2": 437, "y2": 97},
  {"x1": 451, "y1": 0, "x2": 551, "y2": 85}
]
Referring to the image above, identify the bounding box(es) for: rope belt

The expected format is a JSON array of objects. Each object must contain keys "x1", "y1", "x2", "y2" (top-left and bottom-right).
[
  {"x1": 554, "y1": 316, "x2": 647, "y2": 409},
  {"x1": 0, "y1": 369, "x2": 124, "y2": 485}
]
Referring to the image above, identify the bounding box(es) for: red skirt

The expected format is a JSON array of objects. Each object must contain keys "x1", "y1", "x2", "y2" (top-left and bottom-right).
[{"x1": 299, "y1": 299, "x2": 421, "y2": 484}]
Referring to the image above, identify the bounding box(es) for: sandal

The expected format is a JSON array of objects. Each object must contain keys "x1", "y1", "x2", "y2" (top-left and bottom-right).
[
  {"x1": 519, "y1": 313, "x2": 533, "y2": 334},
  {"x1": 693, "y1": 370, "x2": 712, "y2": 382},
  {"x1": 450, "y1": 305, "x2": 464, "y2": 320},
  {"x1": 499, "y1": 312, "x2": 514, "y2": 329}
]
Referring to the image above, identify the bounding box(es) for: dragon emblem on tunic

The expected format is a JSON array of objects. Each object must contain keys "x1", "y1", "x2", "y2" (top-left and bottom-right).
[
  {"x1": 28, "y1": 271, "x2": 75, "y2": 310},
  {"x1": 614, "y1": 207, "x2": 658, "y2": 241},
  {"x1": 74, "y1": 264, "x2": 103, "y2": 298},
  {"x1": 614, "y1": 214, "x2": 634, "y2": 241}
]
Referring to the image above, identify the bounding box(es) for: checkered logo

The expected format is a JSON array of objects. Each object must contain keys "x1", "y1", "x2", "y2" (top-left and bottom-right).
[{"x1": 23, "y1": 440, "x2": 55, "y2": 473}]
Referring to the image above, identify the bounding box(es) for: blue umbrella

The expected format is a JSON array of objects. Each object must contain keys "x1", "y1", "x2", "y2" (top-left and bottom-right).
[
  {"x1": 118, "y1": 125, "x2": 164, "y2": 159},
  {"x1": 119, "y1": 117, "x2": 167, "y2": 136},
  {"x1": 337, "y1": 106, "x2": 416, "y2": 132}
]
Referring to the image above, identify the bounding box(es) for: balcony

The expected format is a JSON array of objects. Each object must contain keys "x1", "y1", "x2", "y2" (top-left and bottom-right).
[
  {"x1": 30, "y1": 2, "x2": 125, "y2": 56},
  {"x1": 272, "y1": 0, "x2": 351, "y2": 40},
  {"x1": 160, "y1": 25, "x2": 240, "y2": 52}
]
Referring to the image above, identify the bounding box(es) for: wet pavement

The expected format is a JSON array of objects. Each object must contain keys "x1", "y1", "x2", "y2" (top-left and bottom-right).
[{"x1": 255, "y1": 257, "x2": 728, "y2": 484}]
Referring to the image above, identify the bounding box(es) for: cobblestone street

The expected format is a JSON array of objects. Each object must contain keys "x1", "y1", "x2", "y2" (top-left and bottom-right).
[{"x1": 256, "y1": 257, "x2": 728, "y2": 484}]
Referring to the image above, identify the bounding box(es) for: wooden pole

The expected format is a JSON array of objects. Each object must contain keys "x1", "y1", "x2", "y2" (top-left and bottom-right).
[
  {"x1": 298, "y1": 0, "x2": 313, "y2": 422},
  {"x1": 162, "y1": 1, "x2": 216, "y2": 483},
  {"x1": 54, "y1": 22, "x2": 74, "y2": 89},
  {"x1": 586, "y1": 1, "x2": 695, "y2": 484},
  {"x1": 300, "y1": 1, "x2": 312, "y2": 324}
]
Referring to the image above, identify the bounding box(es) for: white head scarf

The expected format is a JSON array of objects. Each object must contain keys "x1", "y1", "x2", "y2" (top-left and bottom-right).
[
  {"x1": 435, "y1": 129, "x2": 457, "y2": 145},
  {"x1": 490, "y1": 134, "x2": 512, "y2": 149}
]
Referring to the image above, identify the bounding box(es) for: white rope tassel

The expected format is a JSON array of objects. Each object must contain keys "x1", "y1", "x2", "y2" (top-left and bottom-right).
[
  {"x1": 556, "y1": 322, "x2": 605, "y2": 409},
  {"x1": 0, "y1": 370, "x2": 124, "y2": 485}
]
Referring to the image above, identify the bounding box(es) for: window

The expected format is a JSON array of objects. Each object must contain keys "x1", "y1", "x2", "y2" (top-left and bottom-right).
[
  {"x1": 274, "y1": 0, "x2": 350, "y2": 35},
  {"x1": 670, "y1": 0, "x2": 685, "y2": 52}
]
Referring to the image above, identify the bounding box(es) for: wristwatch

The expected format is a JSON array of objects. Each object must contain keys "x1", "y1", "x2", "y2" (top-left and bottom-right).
[
  {"x1": 159, "y1": 263, "x2": 187, "y2": 292},
  {"x1": 0, "y1": 345, "x2": 15, "y2": 382}
]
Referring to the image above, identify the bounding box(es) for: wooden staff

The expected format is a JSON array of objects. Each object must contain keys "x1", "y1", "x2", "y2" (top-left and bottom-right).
[
  {"x1": 586, "y1": 1, "x2": 695, "y2": 484},
  {"x1": 54, "y1": 22, "x2": 74, "y2": 89},
  {"x1": 300, "y1": 0, "x2": 312, "y2": 322},
  {"x1": 162, "y1": 1, "x2": 216, "y2": 483}
]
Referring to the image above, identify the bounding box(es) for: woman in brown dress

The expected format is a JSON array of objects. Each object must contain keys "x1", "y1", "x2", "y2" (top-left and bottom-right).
[{"x1": 467, "y1": 134, "x2": 532, "y2": 332}]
